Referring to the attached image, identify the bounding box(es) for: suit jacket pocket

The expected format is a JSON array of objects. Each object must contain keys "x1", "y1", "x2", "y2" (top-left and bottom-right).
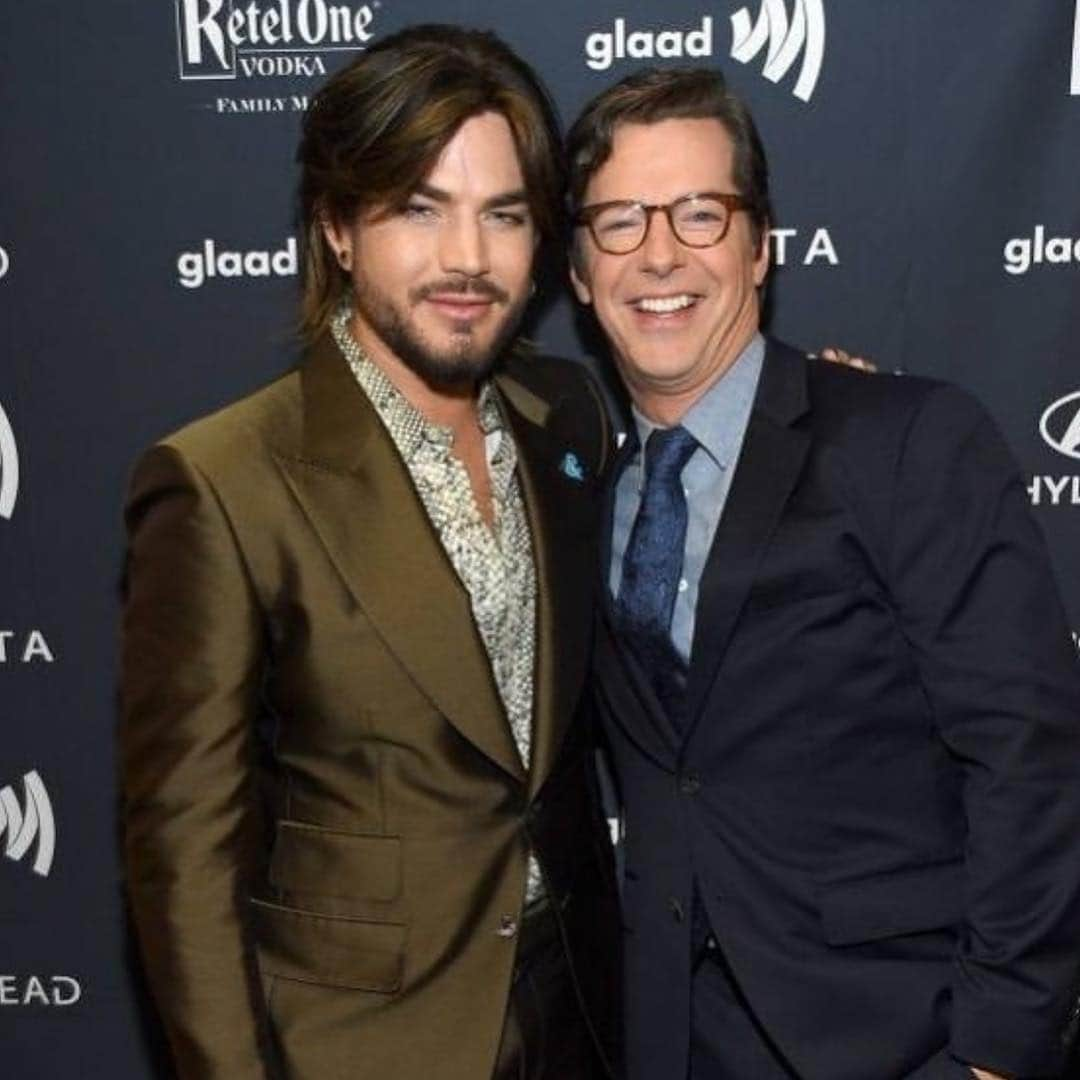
[
  {"x1": 819, "y1": 858, "x2": 964, "y2": 946},
  {"x1": 251, "y1": 897, "x2": 406, "y2": 992},
  {"x1": 270, "y1": 819, "x2": 401, "y2": 903}
]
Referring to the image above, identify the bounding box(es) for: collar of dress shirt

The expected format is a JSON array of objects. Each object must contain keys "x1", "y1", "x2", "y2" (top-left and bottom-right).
[{"x1": 628, "y1": 332, "x2": 766, "y2": 472}]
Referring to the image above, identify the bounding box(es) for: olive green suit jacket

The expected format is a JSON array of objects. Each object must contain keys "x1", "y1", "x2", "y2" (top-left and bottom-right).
[{"x1": 120, "y1": 335, "x2": 619, "y2": 1079}]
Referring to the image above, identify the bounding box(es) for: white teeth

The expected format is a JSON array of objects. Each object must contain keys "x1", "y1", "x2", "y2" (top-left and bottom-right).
[{"x1": 635, "y1": 294, "x2": 694, "y2": 313}]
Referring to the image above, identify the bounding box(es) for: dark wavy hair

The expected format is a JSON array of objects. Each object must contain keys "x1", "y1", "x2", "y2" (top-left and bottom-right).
[{"x1": 296, "y1": 25, "x2": 564, "y2": 342}]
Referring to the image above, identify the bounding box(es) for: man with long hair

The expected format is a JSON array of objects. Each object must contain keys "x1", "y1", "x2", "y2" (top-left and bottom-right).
[{"x1": 121, "y1": 26, "x2": 618, "y2": 1079}]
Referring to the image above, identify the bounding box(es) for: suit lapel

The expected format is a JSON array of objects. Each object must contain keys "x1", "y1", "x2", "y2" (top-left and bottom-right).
[
  {"x1": 274, "y1": 335, "x2": 524, "y2": 783},
  {"x1": 683, "y1": 340, "x2": 812, "y2": 731},
  {"x1": 597, "y1": 430, "x2": 636, "y2": 592},
  {"x1": 495, "y1": 372, "x2": 595, "y2": 798}
]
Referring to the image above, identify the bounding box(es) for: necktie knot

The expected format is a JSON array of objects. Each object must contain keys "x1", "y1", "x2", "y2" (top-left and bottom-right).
[{"x1": 645, "y1": 425, "x2": 698, "y2": 487}]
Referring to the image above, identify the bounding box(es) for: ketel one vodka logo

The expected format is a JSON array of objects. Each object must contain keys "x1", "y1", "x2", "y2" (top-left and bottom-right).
[
  {"x1": 0, "y1": 771, "x2": 55, "y2": 878},
  {"x1": 176, "y1": 0, "x2": 377, "y2": 81}
]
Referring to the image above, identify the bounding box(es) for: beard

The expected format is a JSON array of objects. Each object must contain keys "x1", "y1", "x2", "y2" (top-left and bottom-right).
[{"x1": 351, "y1": 271, "x2": 528, "y2": 390}]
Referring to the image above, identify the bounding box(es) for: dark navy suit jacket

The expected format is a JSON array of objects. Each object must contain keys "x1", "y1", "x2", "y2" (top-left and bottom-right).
[{"x1": 595, "y1": 338, "x2": 1080, "y2": 1080}]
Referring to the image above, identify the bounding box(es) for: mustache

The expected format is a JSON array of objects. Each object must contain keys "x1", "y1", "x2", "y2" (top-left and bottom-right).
[{"x1": 411, "y1": 278, "x2": 511, "y2": 305}]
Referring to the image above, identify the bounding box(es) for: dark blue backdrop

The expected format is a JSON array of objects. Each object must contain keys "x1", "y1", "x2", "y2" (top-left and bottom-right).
[{"x1": 3, "y1": 2, "x2": 1079, "y2": 1074}]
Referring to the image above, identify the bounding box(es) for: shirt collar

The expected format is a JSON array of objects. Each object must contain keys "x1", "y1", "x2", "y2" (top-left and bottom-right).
[
  {"x1": 330, "y1": 304, "x2": 505, "y2": 464},
  {"x1": 629, "y1": 332, "x2": 765, "y2": 469}
]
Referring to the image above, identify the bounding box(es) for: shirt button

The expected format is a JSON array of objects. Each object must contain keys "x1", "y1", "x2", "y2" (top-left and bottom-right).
[
  {"x1": 678, "y1": 578, "x2": 688, "y2": 593},
  {"x1": 496, "y1": 914, "x2": 518, "y2": 939},
  {"x1": 679, "y1": 773, "x2": 701, "y2": 795}
]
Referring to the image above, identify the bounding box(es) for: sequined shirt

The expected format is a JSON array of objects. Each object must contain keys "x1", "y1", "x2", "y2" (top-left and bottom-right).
[{"x1": 331, "y1": 309, "x2": 543, "y2": 901}]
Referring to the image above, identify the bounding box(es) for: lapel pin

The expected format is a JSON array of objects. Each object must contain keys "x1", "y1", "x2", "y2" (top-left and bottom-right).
[{"x1": 559, "y1": 451, "x2": 585, "y2": 482}]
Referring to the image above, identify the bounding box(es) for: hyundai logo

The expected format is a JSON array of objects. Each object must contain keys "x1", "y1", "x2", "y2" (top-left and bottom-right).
[{"x1": 1040, "y1": 391, "x2": 1080, "y2": 460}]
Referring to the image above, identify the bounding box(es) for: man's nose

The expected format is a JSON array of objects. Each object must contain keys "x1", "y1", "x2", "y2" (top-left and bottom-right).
[
  {"x1": 439, "y1": 215, "x2": 489, "y2": 277},
  {"x1": 639, "y1": 208, "x2": 684, "y2": 277}
]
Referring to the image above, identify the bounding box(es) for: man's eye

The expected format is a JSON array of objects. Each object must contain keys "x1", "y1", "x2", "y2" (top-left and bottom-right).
[
  {"x1": 599, "y1": 215, "x2": 640, "y2": 233},
  {"x1": 600, "y1": 216, "x2": 639, "y2": 231},
  {"x1": 487, "y1": 209, "x2": 528, "y2": 227},
  {"x1": 402, "y1": 203, "x2": 438, "y2": 221}
]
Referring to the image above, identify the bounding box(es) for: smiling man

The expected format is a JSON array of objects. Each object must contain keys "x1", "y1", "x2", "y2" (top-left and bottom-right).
[
  {"x1": 570, "y1": 68, "x2": 1080, "y2": 1080},
  {"x1": 120, "y1": 26, "x2": 618, "y2": 1080}
]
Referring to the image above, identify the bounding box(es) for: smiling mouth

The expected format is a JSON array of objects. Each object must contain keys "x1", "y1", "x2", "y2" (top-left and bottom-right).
[{"x1": 632, "y1": 293, "x2": 697, "y2": 314}]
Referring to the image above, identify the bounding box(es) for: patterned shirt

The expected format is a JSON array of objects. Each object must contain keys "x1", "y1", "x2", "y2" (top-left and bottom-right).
[{"x1": 331, "y1": 308, "x2": 543, "y2": 902}]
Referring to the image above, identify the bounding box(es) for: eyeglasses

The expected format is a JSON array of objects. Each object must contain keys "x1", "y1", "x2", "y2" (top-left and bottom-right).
[{"x1": 574, "y1": 192, "x2": 748, "y2": 255}]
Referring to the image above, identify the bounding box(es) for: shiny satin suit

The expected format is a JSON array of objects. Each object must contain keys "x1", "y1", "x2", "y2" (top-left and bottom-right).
[{"x1": 120, "y1": 336, "x2": 620, "y2": 1079}]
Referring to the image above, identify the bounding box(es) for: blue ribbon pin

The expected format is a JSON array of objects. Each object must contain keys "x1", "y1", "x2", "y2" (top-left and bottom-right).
[{"x1": 559, "y1": 451, "x2": 585, "y2": 482}]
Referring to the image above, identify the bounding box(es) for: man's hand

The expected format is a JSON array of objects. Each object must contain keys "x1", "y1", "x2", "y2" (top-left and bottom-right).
[
  {"x1": 818, "y1": 346, "x2": 876, "y2": 371},
  {"x1": 969, "y1": 1069, "x2": 1007, "y2": 1080}
]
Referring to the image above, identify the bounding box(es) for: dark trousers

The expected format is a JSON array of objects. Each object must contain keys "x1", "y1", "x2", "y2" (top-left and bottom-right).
[
  {"x1": 689, "y1": 939, "x2": 801, "y2": 1080},
  {"x1": 493, "y1": 903, "x2": 602, "y2": 1080}
]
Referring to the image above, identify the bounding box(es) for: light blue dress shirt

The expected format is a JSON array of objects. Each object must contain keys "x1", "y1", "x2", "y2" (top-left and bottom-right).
[{"x1": 610, "y1": 334, "x2": 765, "y2": 662}]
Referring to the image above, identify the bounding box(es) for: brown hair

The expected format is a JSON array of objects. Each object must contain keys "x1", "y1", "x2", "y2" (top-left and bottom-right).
[
  {"x1": 296, "y1": 24, "x2": 565, "y2": 342},
  {"x1": 566, "y1": 67, "x2": 772, "y2": 249}
]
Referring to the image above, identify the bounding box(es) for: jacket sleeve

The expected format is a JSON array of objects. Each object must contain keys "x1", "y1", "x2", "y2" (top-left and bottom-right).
[
  {"x1": 120, "y1": 443, "x2": 278, "y2": 1079},
  {"x1": 887, "y1": 384, "x2": 1080, "y2": 1077}
]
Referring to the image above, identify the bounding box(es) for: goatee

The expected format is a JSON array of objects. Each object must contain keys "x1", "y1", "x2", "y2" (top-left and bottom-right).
[{"x1": 353, "y1": 274, "x2": 527, "y2": 390}]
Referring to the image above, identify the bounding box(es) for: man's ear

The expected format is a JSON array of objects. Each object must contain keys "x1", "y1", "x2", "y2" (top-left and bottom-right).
[
  {"x1": 752, "y1": 220, "x2": 771, "y2": 287},
  {"x1": 569, "y1": 244, "x2": 592, "y2": 305},
  {"x1": 319, "y1": 205, "x2": 348, "y2": 260}
]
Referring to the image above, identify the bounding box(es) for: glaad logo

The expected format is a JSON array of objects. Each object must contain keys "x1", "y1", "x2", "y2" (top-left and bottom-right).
[
  {"x1": 1072, "y1": 0, "x2": 1080, "y2": 94},
  {"x1": 1004, "y1": 227, "x2": 1080, "y2": 275},
  {"x1": 584, "y1": 2, "x2": 825, "y2": 102},
  {"x1": 1028, "y1": 391, "x2": 1080, "y2": 507},
  {"x1": 1040, "y1": 391, "x2": 1080, "y2": 461},
  {"x1": 177, "y1": 237, "x2": 298, "y2": 288},
  {"x1": 0, "y1": 771, "x2": 55, "y2": 878},
  {"x1": 0, "y1": 400, "x2": 19, "y2": 521},
  {"x1": 585, "y1": 17, "x2": 713, "y2": 71},
  {"x1": 176, "y1": 0, "x2": 376, "y2": 80},
  {"x1": 730, "y1": 0, "x2": 826, "y2": 102}
]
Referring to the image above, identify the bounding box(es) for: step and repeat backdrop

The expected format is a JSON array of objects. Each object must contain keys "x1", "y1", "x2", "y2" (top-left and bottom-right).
[{"x1": 3, "y1": 1, "x2": 1080, "y2": 1075}]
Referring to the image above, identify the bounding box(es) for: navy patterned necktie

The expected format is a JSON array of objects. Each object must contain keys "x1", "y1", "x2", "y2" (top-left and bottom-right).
[{"x1": 617, "y1": 425, "x2": 698, "y2": 717}]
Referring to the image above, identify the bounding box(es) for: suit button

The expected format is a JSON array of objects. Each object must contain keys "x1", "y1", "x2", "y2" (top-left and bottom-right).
[
  {"x1": 668, "y1": 897, "x2": 685, "y2": 923},
  {"x1": 496, "y1": 914, "x2": 518, "y2": 939},
  {"x1": 679, "y1": 773, "x2": 701, "y2": 795}
]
